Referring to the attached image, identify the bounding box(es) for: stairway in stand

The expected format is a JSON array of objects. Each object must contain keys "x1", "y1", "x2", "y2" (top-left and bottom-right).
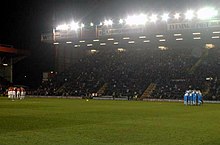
[
  {"x1": 96, "y1": 83, "x2": 108, "y2": 96},
  {"x1": 140, "y1": 83, "x2": 157, "y2": 100}
]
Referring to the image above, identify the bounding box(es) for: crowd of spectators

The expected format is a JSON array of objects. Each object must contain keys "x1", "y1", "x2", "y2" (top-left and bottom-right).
[{"x1": 33, "y1": 46, "x2": 220, "y2": 100}]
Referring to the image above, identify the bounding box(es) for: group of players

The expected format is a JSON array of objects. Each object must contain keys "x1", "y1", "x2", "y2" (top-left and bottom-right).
[
  {"x1": 7, "y1": 87, "x2": 26, "y2": 100},
  {"x1": 184, "y1": 90, "x2": 203, "y2": 105}
]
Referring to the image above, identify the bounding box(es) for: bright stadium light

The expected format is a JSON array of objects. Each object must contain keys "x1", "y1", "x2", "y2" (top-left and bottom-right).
[
  {"x1": 193, "y1": 37, "x2": 201, "y2": 40},
  {"x1": 108, "y1": 38, "x2": 114, "y2": 41},
  {"x1": 197, "y1": 7, "x2": 218, "y2": 20},
  {"x1": 143, "y1": 40, "x2": 150, "y2": 43},
  {"x1": 56, "y1": 24, "x2": 69, "y2": 31},
  {"x1": 176, "y1": 38, "x2": 183, "y2": 41},
  {"x1": 128, "y1": 41, "x2": 135, "y2": 44},
  {"x1": 100, "y1": 43, "x2": 106, "y2": 46},
  {"x1": 193, "y1": 32, "x2": 201, "y2": 35},
  {"x1": 213, "y1": 31, "x2": 220, "y2": 34},
  {"x1": 150, "y1": 14, "x2": 158, "y2": 23},
  {"x1": 81, "y1": 23, "x2": 85, "y2": 28},
  {"x1": 87, "y1": 44, "x2": 93, "y2": 47},
  {"x1": 174, "y1": 13, "x2": 180, "y2": 19},
  {"x1": 104, "y1": 19, "x2": 113, "y2": 26},
  {"x1": 93, "y1": 39, "x2": 100, "y2": 42},
  {"x1": 185, "y1": 10, "x2": 194, "y2": 20},
  {"x1": 123, "y1": 37, "x2": 130, "y2": 40},
  {"x1": 159, "y1": 39, "x2": 166, "y2": 42},
  {"x1": 139, "y1": 36, "x2": 146, "y2": 39},
  {"x1": 79, "y1": 40, "x2": 85, "y2": 43},
  {"x1": 162, "y1": 13, "x2": 169, "y2": 21},
  {"x1": 90, "y1": 22, "x2": 94, "y2": 27},
  {"x1": 114, "y1": 42, "x2": 119, "y2": 45},
  {"x1": 125, "y1": 14, "x2": 148, "y2": 25},
  {"x1": 119, "y1": 19, "x2": 124, "y2": 24},
  {"x1": 156, "y1": 34, "x2": 164, "y2": 38},
  {"x1": 70, "y1": 21, "x2": 79, "y2": 31},
  {"x1": 212, "y1": 36, "x2": 220, "y2": 39},
  {"x1": 174, "y1": 33, "x2": 182, "y2": 36},
  {"x1": 74, "y1": 44, "x2": 80, "y2": 48}
]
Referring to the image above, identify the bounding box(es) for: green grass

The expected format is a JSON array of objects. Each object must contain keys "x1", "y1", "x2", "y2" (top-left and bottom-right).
[{"x1": 0, "y1": 97, "x2": 220, "y2": 145}]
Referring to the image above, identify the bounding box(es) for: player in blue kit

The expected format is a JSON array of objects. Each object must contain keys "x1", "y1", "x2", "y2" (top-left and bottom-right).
[
  {"x1": 184, "y1": 91, "x2": 189, "y2": 105},
  {"x1": 197, "y1": 91, "x2": 203, "y2": 105},
  {"x1": 192, "y1": 90, "x2": 197, "y2": 105}
]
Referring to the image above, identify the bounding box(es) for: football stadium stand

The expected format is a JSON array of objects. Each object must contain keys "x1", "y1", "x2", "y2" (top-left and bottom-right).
[{"x1": 38, "y1": 8, "x2": 220, "y2": 100}]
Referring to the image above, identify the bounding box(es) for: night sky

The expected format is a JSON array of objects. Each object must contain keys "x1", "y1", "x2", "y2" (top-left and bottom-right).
[{"x1": 1, "y1": 0, "x2": 219, "y2": 88}]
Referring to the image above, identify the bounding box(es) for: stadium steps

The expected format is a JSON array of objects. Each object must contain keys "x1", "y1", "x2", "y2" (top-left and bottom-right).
[
  {"x1": 96, "y1": 83, "x2": 108, "y2": 96},
  {"x1": 188, "y1": 48, "x2": 209, "y2": 74},
  {"x1": 139, "y1": 83, "x2": 157, "y2": 100}
]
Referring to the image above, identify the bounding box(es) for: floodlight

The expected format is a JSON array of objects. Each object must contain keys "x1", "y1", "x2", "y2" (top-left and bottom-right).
[
  {"x1": 128, "y1": 41, "x2": 135, "y2": 44},
  {"x1": 70, "y1": 21, "x2": 79, "y2": 31},
  {"x1": 150, "y1": 14, "x2": 158, "y2": 23},
  {"x1": 100, "y1": 43, "x2": 106, "y2": 46},
  {"x1": 174, "y1": 33, "x2": 182, "y2": 36},
  {"x1": 119, "y1": 19, "x2": 124, "y2": 24},
  {"x1": 185, "y1": 10, "x2": 194, "y2": 20},
  {"x1": 197, "y1": 7, "x2": 218, "y2": 20},
  {"x1": 125, "y1": 14, "x2": 147, "y2": 25},
  {"x1": 139, "y1": 36, "x2": 146, "y2": 39},
  {"x1": 192, "y1": 32, "x2": 201, "y2": 35},
  {"x1": 212, "y1": 36, "x2": 220, "y2": 39},
  {"x1": 74, "y1": 45, "x2": 80, "y2": 48},
  {"x1": 104, "y1": 19, "x2": 113, "y2": 26},
  {"x1": 159, "y1": 39, "x2": 166, "y2": 42},
  {"x1": 174, "y1": 13, "x2": 180, "y2": 19},
  {"x1": 143, "y1": 40, "x2": 150, "y2": 43},
  {"x1": 90, "y1": 22, "x2": 94, "y2": 27},
  {"x1": 162, "y1": 13, "x2": 169, "y2": 21},
  {"x1": 56, "y1": 24, "x2": 69, "y2": 31},
  {"x1": 176, "y1": 38, "x2": 183, "y2": 41},
  {"x1": 93, "y1": 39, "x2": 100, "y2": 42},
  {"x1": 194, "y1": 37, "x2": 201, "y2": 40},
  {"x1": 213, "y1": 31, "x2": 220, "y2": 34},
  {"x1": 81, "y1": 23, "x2": 85, "y2": 28},
  {"x1": 87, "y1": 44, "x2": 93, "y2": 47},
  {"x1": 108, "y1": 38, "x2": 114, "y2": 41}
]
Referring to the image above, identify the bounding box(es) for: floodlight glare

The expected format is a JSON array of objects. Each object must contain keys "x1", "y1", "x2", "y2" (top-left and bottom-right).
[
  {"x1": 70, "y1": 21, "x2": 79, "y2": 31},
  {"x1": 104, "y1": 19, "x2": 113, "y2": 26},
  {"x1": 90, "y1": 22, "x2": 94, "y2": 27},
  {"x1": 125, "y1": 14, "x2": 147, "y2": 25},
  {"x1": 197, "y1": 7, "x2": 218, "y2": 20},
  {"x1": 56, "y1": 24, "x2": 69, "y2": 31},
  {"x1": 150, "y1": 14, "x2": 158, "y2": 23},
  {"x1": 185, "y1": 10, "x2": 194, "y2": 20},
  {"x1": 162, "y1": 13, "x2": 169, "y2": 21},
  {"x1": 119, "y1": 19, "x2": 124, "y2": 24},
  {"x1": 81, "y1": 23, "x2": 85, "y2": 28},
  {"x1": 174, "y1": 13, "x2": 180, "y2": 19}
]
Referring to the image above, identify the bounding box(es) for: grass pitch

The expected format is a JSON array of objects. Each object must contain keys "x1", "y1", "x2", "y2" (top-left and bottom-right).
[{"x1": 0, "y1": 97, "x2": 220, "y2": 145}]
